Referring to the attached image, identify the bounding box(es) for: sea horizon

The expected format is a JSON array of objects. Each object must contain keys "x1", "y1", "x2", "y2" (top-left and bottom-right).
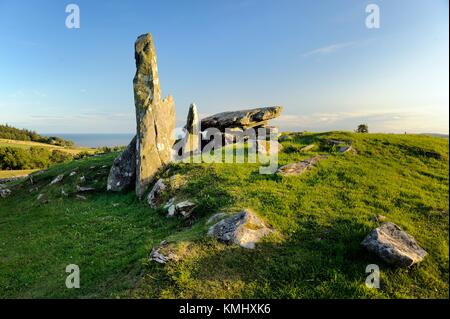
[{"x1": 43, "y1": 133, "x2": 135, "y2": 148}]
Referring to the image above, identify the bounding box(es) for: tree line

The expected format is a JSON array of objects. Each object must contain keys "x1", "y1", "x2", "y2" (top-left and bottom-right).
[{"x1": 0, "y1": 124, "x2": 74, "y2": 147}]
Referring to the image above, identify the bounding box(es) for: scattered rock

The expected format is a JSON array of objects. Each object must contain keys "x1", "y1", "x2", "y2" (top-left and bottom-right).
[
  {"x1": 361, "y1": 222, "x2": 428, "y2": 267},
  {"x1": 201, "y1": 106, "x2": 283, "y2": 131},
  {"x1": 134, "y1": 33, "x2": 176, "y2": 198},
  {"x1": 37, "y1": 194, "x2": 45, "y2": 201},
  {"x1": 49, "y1": 174, "x2": 64, "y2": 186},
  {"x1": 76, "y1": 185, "x2": 96, "y2": 192},
  {"x1": 76, "y1": 194, "x2": 87, "y2": 200},
  {"x1": 339, "y1": 145, "x2": 355, "y2": 154},
  {"x1": 149, "y1": 240, "x2": 180, "y2": 264},
  {"x1": 61, "y1": 189, "x2": 68, "y2": 196},
  {"x1": 301, "y1": 144, "x2": 316, "y2": 152},
  {"x1": 80, "y1": 176, "x2": 85, "y2": 183},
  {"x1": 165, "y1": 198, "x2": 196, "y2": 218},
  {"x1": 69, "y1": 171, "x2": 77, "y2": 177},
  {"x1": 0, "y1": 188, "x2": 11, "y2": 198},
  {"x1": 207, "y1": 209, "x2": 273, "y2": 249},
  {"x1": 276, "y1": 155, "x2": 327, "y2": 176},
  {"x1": 29, "y1": 186, "x2": 38, "y2": 193},
  {"x1": 147, "y1": 178, "x2": 167, "y2": 208},
  {"x1": 107, "y1": 136, "x2": 137, "y2": 192}
]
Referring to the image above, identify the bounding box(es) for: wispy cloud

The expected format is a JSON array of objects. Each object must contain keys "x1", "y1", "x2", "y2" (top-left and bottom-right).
[{"x1": 302, "y1": 42, "x2": 355, "y2": 57}]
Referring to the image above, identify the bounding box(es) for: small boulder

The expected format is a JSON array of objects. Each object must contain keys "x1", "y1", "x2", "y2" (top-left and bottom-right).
[
  {"x1": 361, "y1": 222, "x2": 428, "y2": 267},
  {"x1": 76, "y1": 185, "x2": 96, "y2": 192},
  {"x1": 277, "y1": 155, "x2": 326, "y2": 176},
  {"x1": 301, "y1": 144, "x2": 316, "y2": 152},
  {"x1": 49, "y1": 174, "x2": 64, "y2": 186},
  {"x1": 207, "y1": 209, "x2": 273, "y2": 249},
  {"x1": 339, "y1": 145, "x2": 355, "y2": 154},
  {"x1": 149, "y1": 240, "x2": 183, "y2": 264},
  {"x1": 164, "y1": 198, "x2": 196, "y2": 218},
  {"x1": 0, "y1": 188, "x2": 11, "y2": 198}
]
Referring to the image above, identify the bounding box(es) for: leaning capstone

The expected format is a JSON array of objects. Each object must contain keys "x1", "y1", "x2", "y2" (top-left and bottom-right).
[
  {"x1": 276, "y1": 155, "x2": 326, "y2": 176},
  {"x1": 134, "y1": 33, "x2": 176, "y2": 198},
  {"x1": 107, "y1": 135, "x2": 137, "y2": 192},
  {"x1": 361, "y1": 222, "x2": 428, "y2": 267},
  {"x1": 207, "y1": 209, "x2": 273, "y2": 249},
  {"x1": 201, "y1": 106, "x2": 283, "y2": 131},
  {"x1": 147, "y1": 178, "x2": 167, "y2": 208}
]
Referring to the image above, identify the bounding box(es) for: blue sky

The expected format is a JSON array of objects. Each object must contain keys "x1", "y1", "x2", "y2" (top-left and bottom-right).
[{"x1": 0, "y1": 0, "x2": 448, "y2": 133}]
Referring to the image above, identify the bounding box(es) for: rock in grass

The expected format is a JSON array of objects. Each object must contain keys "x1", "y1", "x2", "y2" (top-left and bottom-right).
[
  {"x1": 147, "y1": 178, "x2": 167, "y2": 208},
  {"x1": 0, "y1": 188, "x2": 11, "y2": 198},
  {"x1": 301, "y1": 144, "x2": 316, "y2": 152},
  {"x1": 165, "y1": 199, "x2": 196, "y2": 218},
  {"x1": 76, "y1": 185, "x2": 96, "y2": 192},
  {"x1": 207, "y1": 209, "x2": 273, "y2": 249},
  {"x1": 361, "y1": 222, "x2": 428, "y2": 267},
  {"x1": 49, "y1": 174, "x2": 64, "y2": 185},
  {"x1": 149, "y1": 241, "x2": 180, "y2": 264},
  {"x1": 276, "y1": 155, "x2": 326, "y2": 176},
  {"x1": 339, "y1": 145, "x2": 355, "y2": 154},
  {"x1": 107, "y1": 135, "x2": 137, "y2": 192}
]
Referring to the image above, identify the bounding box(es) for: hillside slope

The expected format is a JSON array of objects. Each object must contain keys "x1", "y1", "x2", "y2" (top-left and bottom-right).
[{"x1": 0, "y1": 132, "x2": 448, "y2": 298}]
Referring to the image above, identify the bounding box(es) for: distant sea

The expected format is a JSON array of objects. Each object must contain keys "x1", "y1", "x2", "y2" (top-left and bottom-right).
[{"x1": 44, "y1": 133, "x2": 135, "y2": 148}]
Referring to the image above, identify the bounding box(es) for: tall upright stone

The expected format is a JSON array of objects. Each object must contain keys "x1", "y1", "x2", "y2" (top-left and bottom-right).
[
  {"x1": 184, "y1": 103, "x2": 200, "y2": 153},
  {"x1": 133, "y1": 33, "x2": 176, "y2": 198}
]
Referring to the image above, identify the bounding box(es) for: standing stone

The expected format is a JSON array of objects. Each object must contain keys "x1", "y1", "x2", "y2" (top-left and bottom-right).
[
  {"x1": 133, "y1": 33, "x2": 176, "y2": 198},
  {"x1": 183, "y1": 103, "x2": 200, "y2": 153},
  {"x1": 107, "y1": 136, "x2": 137, "y2": 192}
]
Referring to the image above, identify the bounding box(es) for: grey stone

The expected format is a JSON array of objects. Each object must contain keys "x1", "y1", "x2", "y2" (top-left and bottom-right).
[
  {"x1": 301, "y1": 144, "x2": 316, "y2": 152},
  {"x1": 201, "y1": 106, "x2": 283, "y2": 132},
  {"x1": 183, "y1": 103, "x2": 200, "y2": 153},
  {"x1": 0, "y1": 188, "x2": 11, "y2": 198},
  {"x1": 276, "y1": 155, "x2": 327, "y2": 176},
  {"x1": 165, "y1": 198, "x2": 196, "y2": 218},
  {"x1": 361, "y1": 222, "x2": 428, "y2": 267},
  {"x1": 339, "y1": 145, "x2": 354, "y2": 153},
  {"x1": 49, "y1": 174, "x2": 64, "y2": 186},
  {"x1": 76, "y1": 185, "x2": 96, "y2": 192},
  {"x1": 147, "y1": 178, "x2": 167, "y2": 208},
  {"x1": 107, "y1": 135, "x2": 137, "y2": 192},
  {"x1": 207, "y1": 209, "x2": 273, "y2": 249},
  {"x1": 134, "y1": 33, "x2": 176, "y2": 198}
]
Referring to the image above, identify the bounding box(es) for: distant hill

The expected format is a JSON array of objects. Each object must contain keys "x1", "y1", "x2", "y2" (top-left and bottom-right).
[
  {"x1": 420, "y1": 133, "x2": 449, "y2": 139},
  {"x1": 0, "y1": 124, "x2": 74, "y2": 147}
]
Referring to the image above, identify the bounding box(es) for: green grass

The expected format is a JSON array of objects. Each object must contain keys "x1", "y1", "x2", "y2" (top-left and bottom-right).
[
  {"x1": 0, "y1": 138, "x2": 94, "y2": 155},
  {"x1": 0, "y1": 169, "x2": 38, "y2": 179},
  {"x1": 0, "y1": 132, "x2": 448, "y2": 298}
]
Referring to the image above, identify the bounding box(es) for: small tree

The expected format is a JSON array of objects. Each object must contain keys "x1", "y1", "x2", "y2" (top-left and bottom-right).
[{"x1": 356, "y1": 124, "x2": 369, "y2": 133}]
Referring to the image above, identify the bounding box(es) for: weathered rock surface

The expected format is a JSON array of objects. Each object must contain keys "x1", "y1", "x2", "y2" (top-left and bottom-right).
[
  {"x1": 301, "y1": 144, "x2": 316, "y2": 152},
  {"x1": 201, "y1": 106, "x2": 283, "y2": 131},
  {"x1": 338, "y1": 145, "x2": 356, "y2": 154},
  {"x1": 107, "y1": 135, "x2": 137, "y2": 192},
  {"x1": 76, "y1": 185, "x2": 96, "y2": 192},
  {"x1": 165, "y1": 198, "x2": 196, "y2": 218},
  {"x1": 147, "y1": 178, "x2": 167, "y2": 208},
  {"x1": 361, "y1": 222, "x2": 428, "y2": 267},
  {"x1": 276, "y1": 155, "x2": 326, "y2": 176},
  {"x1": 0, "y1": 188, "x2": 11, "y2": 198},
  {"x1": 49, "y1": 174, "x2": 64, "y2": 186},
  {"x1": 207, "y1": 209, "x2": 273, "y2": 249},
  {"x1": 149, "y1": 240, "x2": 183, "y2": 264},
  {"x1": 134, "y1": 33, "x2": 176, "y2": 198}
]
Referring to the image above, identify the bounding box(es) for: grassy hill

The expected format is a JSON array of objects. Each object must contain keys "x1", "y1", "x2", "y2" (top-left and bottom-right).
[{"x1": 0, "y1": 132, "x2": 448, "y2": 298}]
